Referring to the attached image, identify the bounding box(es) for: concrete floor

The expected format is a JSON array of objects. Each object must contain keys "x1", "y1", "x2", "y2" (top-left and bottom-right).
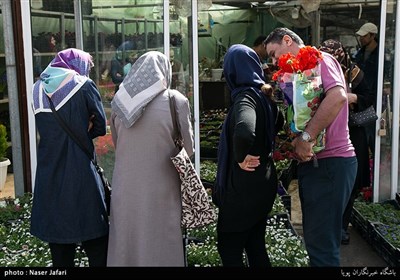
[{"x1": 288, "y1": 180, "x2": 387, "y2": 267}]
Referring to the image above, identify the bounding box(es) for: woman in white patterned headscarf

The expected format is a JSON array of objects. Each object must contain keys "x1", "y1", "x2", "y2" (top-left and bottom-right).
[{"x1": 108, "y1": 51, "x2": 194, "y2": 266}]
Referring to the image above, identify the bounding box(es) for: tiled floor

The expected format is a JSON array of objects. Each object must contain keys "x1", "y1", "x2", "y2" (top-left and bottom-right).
[{"x1": 0, "y1": 174, "x2": 15, "y2": 199}]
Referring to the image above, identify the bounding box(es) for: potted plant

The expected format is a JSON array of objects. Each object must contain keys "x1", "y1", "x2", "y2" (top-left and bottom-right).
[{"x1": 0, "y1": 124, "x2": 10, "y2": 191}]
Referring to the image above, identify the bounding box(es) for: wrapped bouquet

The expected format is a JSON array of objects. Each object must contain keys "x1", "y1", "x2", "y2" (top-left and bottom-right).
[{"x1": 273, "y1": 46, "x2": 326, "y2": 153}]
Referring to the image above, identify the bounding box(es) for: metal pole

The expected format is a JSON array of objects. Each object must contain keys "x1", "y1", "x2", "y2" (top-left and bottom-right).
[
  {"x1": 192, "y1": 0, "x2": 200, "y2": 175},
  {"x1": 390, "y1": 0, "x2": 400, "y2": 199},
  {"x1": 373, "y1": 0, "x2": 387, "y2": 202},
  {"x1": 1, "y1": 0, "x2": 25, "y2": 196},
  {"x1": 74, "y1": 0, "x2": 84, "y2": 49}
]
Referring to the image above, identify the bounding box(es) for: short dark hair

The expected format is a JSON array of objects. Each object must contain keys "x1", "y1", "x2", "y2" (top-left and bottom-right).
[
  {"x1": 253, "y1": 35, "x2": 267, "y2": 47},
  {"x1": 264, "y1": 27, "x2": 304, "y2": 46}
]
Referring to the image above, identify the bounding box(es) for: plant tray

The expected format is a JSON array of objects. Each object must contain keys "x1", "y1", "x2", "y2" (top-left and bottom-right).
[
  {"x1": 278, "y1": 160, "x2": 297, "y2": 190},
  {"x1": 381, "y1": 199, "x2": 400, "y2": 210},
  {"x1": 200, "y1": 147, "x2": 218, "y2": 159},
  {"x1": 280, "y1": 194, "x2": 291, "y2": 218},
  {"x1": 201, "y1": 179, "x2": 214, "y2": 190},
  {"x1": 370, "y1": 222, "x2": 400, "y2": 267},
  {"x1": 350, "y1": 207, "x2": 371, "y2": 243}
]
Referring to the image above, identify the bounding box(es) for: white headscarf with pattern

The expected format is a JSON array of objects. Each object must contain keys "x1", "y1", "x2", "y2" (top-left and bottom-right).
[{"x1": 111, "y1": 51, "x2": 172, "y2": 128}]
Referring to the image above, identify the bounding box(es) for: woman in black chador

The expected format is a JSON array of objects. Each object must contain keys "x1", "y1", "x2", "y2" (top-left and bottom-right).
[{"x1": 213, "y1": 44, "x2": 282, "y2": 267}]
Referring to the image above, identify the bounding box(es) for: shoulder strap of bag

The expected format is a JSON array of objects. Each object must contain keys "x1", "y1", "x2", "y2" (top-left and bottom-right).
[
  {"x1": 347, "y1": 63, "x2": 353, "y2": 92},
  {"x1": 168, "y1": 91, "x2": 184, "y2": 149},
  {"x1": 46, "y1": 95, "x2": 97, "y2": 165}
]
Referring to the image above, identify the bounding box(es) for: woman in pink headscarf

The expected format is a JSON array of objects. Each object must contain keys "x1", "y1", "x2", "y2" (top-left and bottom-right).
[{"x1": 30, "y1": 48, "x2": 109, "y2": 267}]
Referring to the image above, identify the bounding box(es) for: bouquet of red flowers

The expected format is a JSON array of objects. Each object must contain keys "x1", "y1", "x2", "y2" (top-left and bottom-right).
[{"x1": 273, "y1": 46, "x2": 326, "y2": 154}]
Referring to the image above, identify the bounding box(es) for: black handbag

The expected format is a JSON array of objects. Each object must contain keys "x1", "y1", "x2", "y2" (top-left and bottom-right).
[
  {"x1": 346, "y1": 64, "x2": 378, "y2": 128},
  {"x1": 349, "y1": 105, "x2": 378, "y2": 127},
  {"x1": 46, "y1": 96, "x2": 111, "y2": 216}
]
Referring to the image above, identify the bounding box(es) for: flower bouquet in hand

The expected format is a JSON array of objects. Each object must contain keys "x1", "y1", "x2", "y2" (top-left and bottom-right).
[{"x1": 272, "y1": 46, "x2": 325, "y2": 153}]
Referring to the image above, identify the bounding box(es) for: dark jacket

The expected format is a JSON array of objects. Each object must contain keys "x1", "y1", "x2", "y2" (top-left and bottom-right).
[
  {"x1": 217, "y1": 90, "x2": 278, "y2": 232},
  {"x1": 348, "y1": 71, "x2": 374, "y2": 189},
  {"x1": 30, "y1": 80, "x2": 109, "y2": 243},
  {"x1": 355, "y1": 45, "x2": 378, "y2": 108}
]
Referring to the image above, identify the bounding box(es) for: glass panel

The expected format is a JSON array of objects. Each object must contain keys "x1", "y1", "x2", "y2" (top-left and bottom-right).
[
  {"x1": 31, "y1": 0, "x2": 77, "y2": 80},
  {"x1": 169, "y1": 7, "x2": 185, "y2": 96},
  {"x1": 379, "y1": 0, "x2": 396, "y2": 200},
  {"x1": 319, "y1": 1, "x2": 382, "y2": 199},
  {"x1": 0, "y1": 6, "x2": 15, "y2": 198},
  {"x1": 383, "y1": 1, "x2": 400, "y2": 196},
  {"x1": 83, "y1": 0, "x2": 165, "y2": 181}
]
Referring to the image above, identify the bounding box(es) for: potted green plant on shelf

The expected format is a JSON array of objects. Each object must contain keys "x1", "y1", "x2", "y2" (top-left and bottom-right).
[{"x1": 0, "y1": 124, "x2": 11, "y2": 192}]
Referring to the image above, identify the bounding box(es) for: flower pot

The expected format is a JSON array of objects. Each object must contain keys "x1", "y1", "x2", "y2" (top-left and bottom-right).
[
  {"x1": 211, "y1": 68, "x2": 223, "y2": 81},
  {"x1": 0, "y1": 158, "x2": 11, "y2": 191}
]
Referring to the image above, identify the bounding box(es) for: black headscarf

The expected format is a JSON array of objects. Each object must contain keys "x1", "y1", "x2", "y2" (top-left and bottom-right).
[{"x1": 214, "y1": 44, "x2": 275, "y2": 206}]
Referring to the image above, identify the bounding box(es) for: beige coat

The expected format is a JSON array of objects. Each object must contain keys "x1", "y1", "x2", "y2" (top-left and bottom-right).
[{"x1": 107, "y1": 90, "x2": 194, "y2": 266}]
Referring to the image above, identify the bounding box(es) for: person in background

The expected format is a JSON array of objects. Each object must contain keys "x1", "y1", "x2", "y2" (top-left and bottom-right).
[
  {"x1": 252, "y1": 35, "x2": 270, "y2": 79},
  {"x1": 30, "y1": 48, "x2": 109, "y2": 267},
  {"x1": 100, "y1": 37, "x2": 116, "y2": 81},
  {"x1": 170, "y1": 49, "x2": 186, "y2": 94},
  {"x1": 252, "y1": 35, "x2": 268, "y2": 62},
  {"x1": 34, "y1": 33, "x2": 59, "y2": 68},
  {"x1": 45, "y1": 34, "x2": 57, "y2": 53},
  {"x1": 213, "y1": 44, "x2": 281, "y2": 267},
  {"x1": 107, "y1": 51, "x2": 194, "y2": 266},
  {"x1": 265, "y1": 27, "x2": 357, "y2": 267},
  {"x1": 319, "y1": 39, "x2": 374, "y2": 245},
  {"x1": 355, "y1": 22, "x2": 379, "y2": 158},
  {"x1": 110, "y1": 41, "x2": 135, "y2": 93},
  {"x1": 122, "y1": 52, "x2": 140, "y2": 77}
]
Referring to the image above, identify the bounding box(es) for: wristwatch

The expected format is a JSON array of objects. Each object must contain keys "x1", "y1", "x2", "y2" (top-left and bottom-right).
[{"x1": 300, "y1": 131, "x2": 314, "y2": 143}]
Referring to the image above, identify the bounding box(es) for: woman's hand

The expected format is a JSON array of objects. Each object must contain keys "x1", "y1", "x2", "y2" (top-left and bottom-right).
[
  {"x1": 238, "y1": 154, "x2": 260, "y2": 171},
  {"x1": 261, "y1": 84, "x2": 274, "y2": 99}
]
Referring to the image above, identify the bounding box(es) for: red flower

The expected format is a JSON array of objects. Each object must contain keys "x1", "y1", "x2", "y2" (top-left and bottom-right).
[
  {"x1": 273, "y1": 151, "x2": 285, "y2": 161},
  {"x1": 360, "y1": 187, "x2": 373, "y2": 202},
  {"x1": 277, "y1": 53, "x2": 299, "y2": 73},
  {"x1": 95, "y1": 134, "x2": 114, "y2": 156},
  {"x1": 272, "y1": 46, "x2": 322, "y2": 81},
  {"x1": 297, "y1": 46, "x2": 322, "y2": 71}
]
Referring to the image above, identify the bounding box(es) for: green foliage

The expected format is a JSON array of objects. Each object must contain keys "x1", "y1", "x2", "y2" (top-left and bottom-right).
[
  {"x1": 0, "y1": 194, "x2": 31, "y2": 225},
  {"x1": 265, "y1": 217, "x2": 310, "y2": 267},
  {"x1": 354, "y1": 200, "x2": 400, "y2": 251},
  {"x1": 269, "y1": 196, "x2": 287, "y2": 217},
  {"x1": 0, "y1": 193, "x2": 309, "y2": 267},
  {"x1": 186, "y1": 200, "x2": 309, "y2": 267},
  {"x1": 0, "y1": 194, "x2": 88, "y2": 267},
  {"x1": 200, "y1": 160, "x2": 217, "y2": 182},
  {"x1": 354, "y1": 200, "x2": 400, "y2": 225},
  {"x1": 375, "y1": 223, "x2": 400, "y2": 249},
  {"x1": 0, "y1": 124, "x2": 8, "y2": 160}
]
